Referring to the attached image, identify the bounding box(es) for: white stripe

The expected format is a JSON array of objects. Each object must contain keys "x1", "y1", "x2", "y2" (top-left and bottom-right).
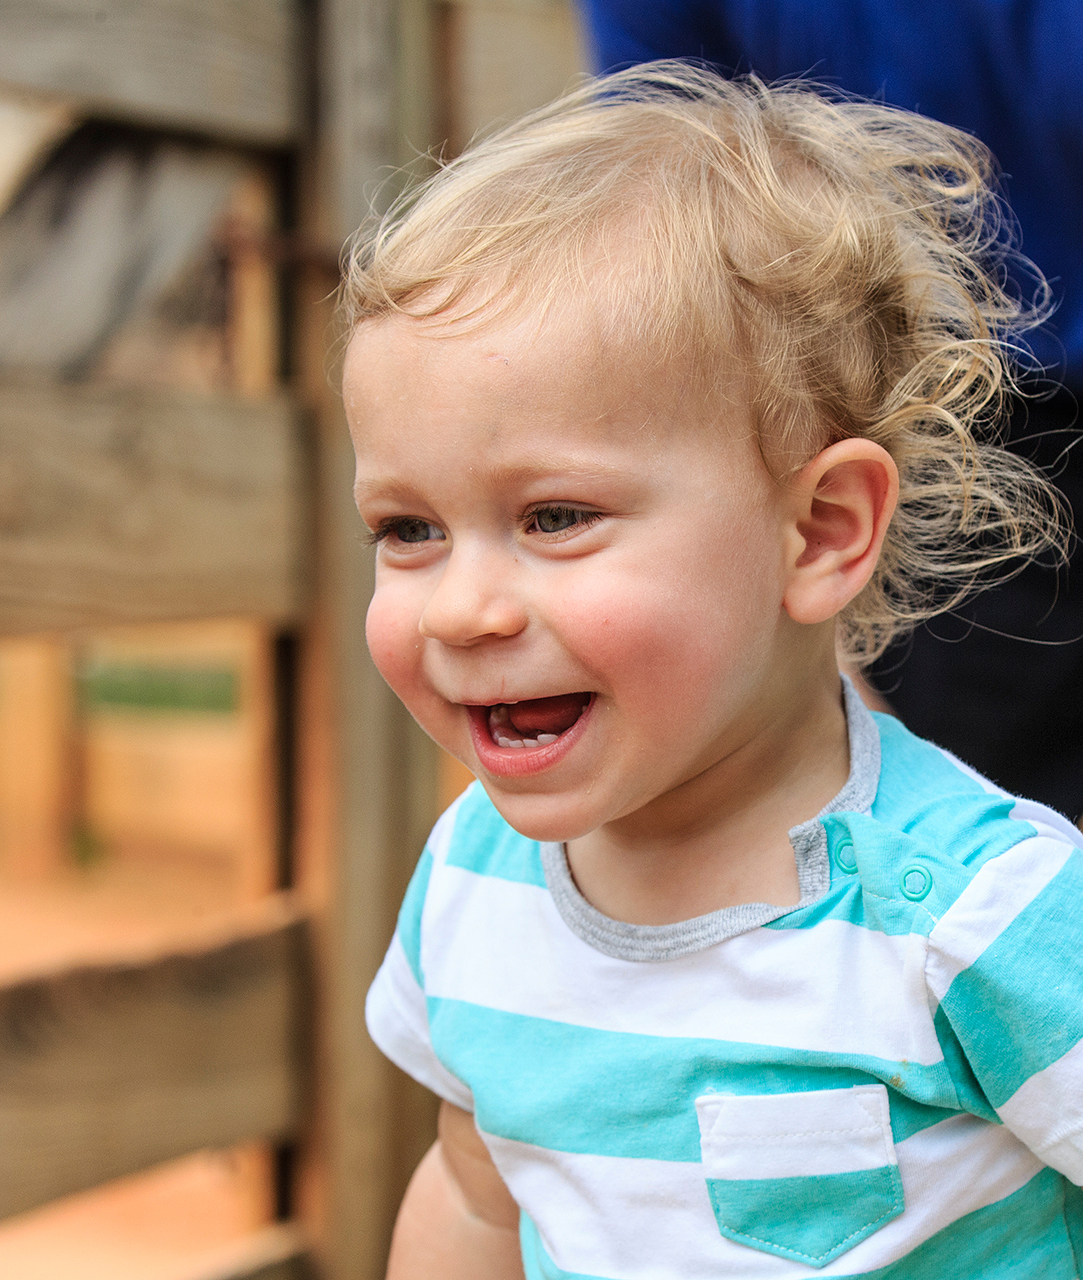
[
  {"x1": 998, "y1": 1037, "x2": 1083, "y2": 1183},
  {"x1": 422, "y1": 864, "x2": 943, "y2": 1065},
  {"x1": 484, "y1": 1114, "x2": 1042, "y2": 1280},
  {"x1": 934, "y1": 749, "x2": 1083, "y2": 848},
  {"x1": 365, "y1": 934, "x2": 474, "y2": 1110},
  {"x1": 696, "y1": 1085, "x2": 896, "y2": 1179},
  {"x1": 424, "y1": 794, "x2": 464, "y2": 866},
  {"x1": 925, "y1": 836, "x2": 1073, "y2": 1002}
]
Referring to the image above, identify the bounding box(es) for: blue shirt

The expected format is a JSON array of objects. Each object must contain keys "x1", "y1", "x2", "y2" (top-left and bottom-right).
[{"x1": 581, "y1": 0, "x2": 1083, "y2": 387}]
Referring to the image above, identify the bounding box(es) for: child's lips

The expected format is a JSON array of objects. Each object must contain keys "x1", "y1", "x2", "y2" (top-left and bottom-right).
[{"x1": 466, "y1": 693, "x2": 594, "y2": 776}]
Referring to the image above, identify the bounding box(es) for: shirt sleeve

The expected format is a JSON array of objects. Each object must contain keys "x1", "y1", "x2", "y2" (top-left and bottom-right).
[
  {"x1": 365, "y1": 821, "x2": 476, "y2": 1112},
  {"x1": 925, "y1": 833, "x2": 1083, "y2": 1183}
]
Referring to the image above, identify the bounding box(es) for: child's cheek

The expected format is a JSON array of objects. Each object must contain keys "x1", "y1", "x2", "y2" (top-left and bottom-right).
[
  {"x1": 548, "y1": 569, "x2": 761, "y2": 726},
  {"x1": 365, "y1": 586, "x2": 423, "y2": 705},
  {"x1": 550, "y1": 573, "x2": 725, "y2": 679}
]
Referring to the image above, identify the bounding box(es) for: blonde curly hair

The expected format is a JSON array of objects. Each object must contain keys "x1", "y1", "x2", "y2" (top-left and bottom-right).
[{"x1": 341, "y1": 61, "x2": 1068, "y2": 663}]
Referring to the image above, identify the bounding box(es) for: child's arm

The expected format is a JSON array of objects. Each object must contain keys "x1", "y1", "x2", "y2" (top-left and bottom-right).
[{"x1": 387, "y1": 1101, "x2": 525, "y2": 1280}]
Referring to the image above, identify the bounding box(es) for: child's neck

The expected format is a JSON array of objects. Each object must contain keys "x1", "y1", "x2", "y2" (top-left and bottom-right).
[{"x1": 564, "y1": 667, "x2": 851, "y2": 926}]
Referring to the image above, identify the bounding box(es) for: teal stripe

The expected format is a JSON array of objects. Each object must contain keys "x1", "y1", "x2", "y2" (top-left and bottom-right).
[
  {"x1": 397, "y1": 848, "x2": 434, "y2": 985},
  {"x1": 930, "y1": 1004, "x2": 998, "y2": 1121},
  {"x1": 519, "y1": 1168, "x2": 1073, "y2": 1279},
  {"x1": 767, "y1": 802, "x2": 1030, "y2": 939},
  {"x1": 871, "y1": 714, "x2": 1034, "y2": 871},
  {"x1": 706, "y1": 1166, "x2": 904, "y2": 1266},
  {"x1": 939, "y1": 849, "x2": 1083, "y2": 1106},
  {"x1": 852, "y1": 1167, "x2": 1074, "y2": 1279},
  {"x1": 427, "y1": 998, "x2": 959, "y2": 1160},
  {"x1": 1065, "y1": 1180, "x2": 1083, "y2": 1272},
  {"x1": 446, "y1": 783, "x2": 546, "y2": 886},
  {"x1": 768, "y1": 818, "x2": 928, "y2": 937}
]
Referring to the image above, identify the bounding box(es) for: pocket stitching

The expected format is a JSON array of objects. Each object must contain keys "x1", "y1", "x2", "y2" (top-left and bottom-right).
[
  {"x1": 700, "y1": 1085, "x2": 903, "y2": 1264},
  {"x1": 713, "y1": 1182, "x2": 903, "y2": 1266},
  {"x1": 707, "y1": 1125, "x2": 883, "y2": 1141}
]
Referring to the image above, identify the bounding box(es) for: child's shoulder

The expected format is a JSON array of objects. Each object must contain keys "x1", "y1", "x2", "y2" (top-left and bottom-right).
[
  {"x1": 820, "y1": 708, "x2": 1083, "y2": 929},
  {"x1": 424, "y1": 779, "x2": 544, "y2": 886},
  {"x1": 420, "y1": 713, "x2": 1083, "y2": 939}
]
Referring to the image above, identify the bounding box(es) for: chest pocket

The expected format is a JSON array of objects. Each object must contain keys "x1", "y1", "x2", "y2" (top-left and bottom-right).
[{"x1": 696, "y1": 1084, "x2": 904, "y2": 1269}]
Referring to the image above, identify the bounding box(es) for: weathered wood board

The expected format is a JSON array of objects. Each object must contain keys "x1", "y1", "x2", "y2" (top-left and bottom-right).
[
  {"x1": 200, "y1": 1224, "x2": 312, "y2": 1280},
  {"x1": 443, "y1": 0, "x2": 586, "y2": 153},
  {"x1": 0, "y1": 0, "x2": 301, "y2": 145},
  {"x1": 0, "y1": 913, "x2": 311, "y2": 1219},
  {"x1": 0, "y1": 382, "x2": 308, "y2": 633},
  {"x1": 236, "y1": 1255, "x2": 312, "y2": 1280}
]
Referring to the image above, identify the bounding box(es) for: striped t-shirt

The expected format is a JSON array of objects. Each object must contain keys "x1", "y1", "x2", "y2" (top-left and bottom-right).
[{"x1": 366, "y1": 683, "x2": 1083, "y2": 1278}]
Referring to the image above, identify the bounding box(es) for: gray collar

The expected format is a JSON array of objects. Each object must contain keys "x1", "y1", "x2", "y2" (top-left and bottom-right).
[{"x1": 541, "y1": 677, "x2": 880, "y2": 962}]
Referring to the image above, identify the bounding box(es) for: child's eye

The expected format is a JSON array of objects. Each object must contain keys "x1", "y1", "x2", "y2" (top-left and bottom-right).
[
  {"x1": 527, "y1": 506, "x2": 602, "y2": 535},
  {"x1": 371, "y1": 518, "x2": 445, "y2": 545}
]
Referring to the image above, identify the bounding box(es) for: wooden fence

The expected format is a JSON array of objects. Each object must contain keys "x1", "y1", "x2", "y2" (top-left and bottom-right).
[{"x1": 0, "y1": 2, "x2": 582, "y2": 1276}]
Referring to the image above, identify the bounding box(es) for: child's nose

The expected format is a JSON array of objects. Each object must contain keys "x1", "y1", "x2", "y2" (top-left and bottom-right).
[{"x1": 418, "y1": 546, "x2": 528, "y2": 645}]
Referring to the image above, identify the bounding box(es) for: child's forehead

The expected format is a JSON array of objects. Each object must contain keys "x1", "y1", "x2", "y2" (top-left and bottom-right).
[
  {"x1": 346, "y1": 308, "x2": 773, "y2": 517},
  {"x1": 346, "y1": 296, "x2": 748, "y2": 435}
]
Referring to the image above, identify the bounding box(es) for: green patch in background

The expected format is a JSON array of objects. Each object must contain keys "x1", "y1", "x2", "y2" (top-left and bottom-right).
[
  {"x1": 71, "y1": 822, "x2": 105, "y2": 867},
  {"x1": 79, "y1": 663, "x2": 240, "y2": 715}
]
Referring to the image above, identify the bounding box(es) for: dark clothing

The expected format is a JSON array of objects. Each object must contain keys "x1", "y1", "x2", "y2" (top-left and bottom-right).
[
  {"x1": 869, "y1": 391, "x2": 1083, "y2": 818},
  {"x1": 583, "y1": 0, "x2": 1083, "y2": 382},
  {"x1": 582, "y1": 0, "x2": 1083, "y2": 817}
]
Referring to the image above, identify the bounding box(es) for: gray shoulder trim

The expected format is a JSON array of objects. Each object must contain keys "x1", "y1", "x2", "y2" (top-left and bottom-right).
[{"x1": 542, "y1": 676, "x2": 881, "y2": 962}]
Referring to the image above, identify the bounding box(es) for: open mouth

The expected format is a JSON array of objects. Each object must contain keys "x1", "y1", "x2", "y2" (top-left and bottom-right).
[{"x1": 486, "y1": 692, "x2": 592, "y2": 749}]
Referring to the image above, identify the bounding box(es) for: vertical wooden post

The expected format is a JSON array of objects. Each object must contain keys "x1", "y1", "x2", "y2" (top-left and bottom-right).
[
  {"x1": 226, "y1": 166, "x2": 282, "y2": 402},
  {"x1": 0, "y1": 637, "x2": 73, "y2": 880},
  {"x1": 300, "y1": 3, "x2": 441, "y2": 1276}
]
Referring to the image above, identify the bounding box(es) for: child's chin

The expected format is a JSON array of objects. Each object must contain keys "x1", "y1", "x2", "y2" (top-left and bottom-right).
[{"x1": 478, "y1": 783, "x2": 598, "y2": 845}]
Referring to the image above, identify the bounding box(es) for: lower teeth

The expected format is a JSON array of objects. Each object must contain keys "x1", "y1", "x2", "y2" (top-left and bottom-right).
[
  {"x1": 493, "y1": 730, "x2": 562, "y2": 749},
  {"x1": 489, "y1": 703, "x2": 577, "y2": 749}
]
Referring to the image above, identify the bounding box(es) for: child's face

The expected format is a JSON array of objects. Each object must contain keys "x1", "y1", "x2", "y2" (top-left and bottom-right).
[{"x1": 345, "y1": 306, "x2": 804, "y2": 844}]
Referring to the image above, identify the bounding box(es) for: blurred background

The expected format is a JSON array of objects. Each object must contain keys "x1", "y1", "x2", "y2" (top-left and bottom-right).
[
  {"x1": 8, "y1": 5, "x2": 1078, "y2": 1280},
  {"x1": 0, "y1": 4, "x2": 585, "y2": 1280}
]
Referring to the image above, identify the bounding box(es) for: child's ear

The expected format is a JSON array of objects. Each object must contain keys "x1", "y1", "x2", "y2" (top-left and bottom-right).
[{"x1": 781, "y1": 439, "x2": 899, "y2": 625}]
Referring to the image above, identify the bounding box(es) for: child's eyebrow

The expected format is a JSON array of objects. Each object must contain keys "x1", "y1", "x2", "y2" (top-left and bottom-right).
[
  {"x1": 354, "y1": 458, "x2": 637, "y2": 503},
  {"x1": 481, "y1": 457, "x2": 635, "y2": 487}
]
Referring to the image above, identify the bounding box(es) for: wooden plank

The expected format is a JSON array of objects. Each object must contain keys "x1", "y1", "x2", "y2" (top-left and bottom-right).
[
  {"x1": 0, "y1": 1155, "x2": 303, "y2": 1277},
  {"x1": 301, "y1": 6, "x2": 444, "y2": 1272},
  {"x1": 78, "y1": 620, "x2": 279, "y2": 903},
  {"x1": 292, "y1": 287, "x2": 440, "y2": 1280},
  {"x1": 0, "y1": 381, "x2": 308, "y2": 633},
  {"x1": 234, "y1": 1260, "x2": 310, "y2": 1280},
  {"x1": 0, "y1": 911, "x2": 311, "y2": 1220},
  {"x1": 0, "y1": 636, "x2": 73, "y2": 880},
  {"x1": 193, "y1": 1223, "x2": 311, "y2": 1280},
  {"x1": 319, "y1": 0, "x2": 400, "y2": 239},
  {"x1": 438, "y1": 748, "x2": 475, "y2": 812},
  {"x1": 241, "y1": 1261, "x2": 310, "y2": 1280},
  {"x1": 0, "y1": 1, "x2": 301, "y2": 145},
  {"x1": 442, "y1": 0, "x2": 586, "y2": 153},
  {"x1": 0, "y1": 92, "x2": 74, "y2": 215},
  {"x1": 321, "y1": 416, "x2": 441, "y2": 1278},
  {"x1": 226, "y1": 167, "x2": 282, "y2": 401}
]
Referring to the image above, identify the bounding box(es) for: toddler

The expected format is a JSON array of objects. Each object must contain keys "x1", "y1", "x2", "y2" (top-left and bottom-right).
[{"x1": 344, "y1": 63, "x2": 1083, "y2": 1279}]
